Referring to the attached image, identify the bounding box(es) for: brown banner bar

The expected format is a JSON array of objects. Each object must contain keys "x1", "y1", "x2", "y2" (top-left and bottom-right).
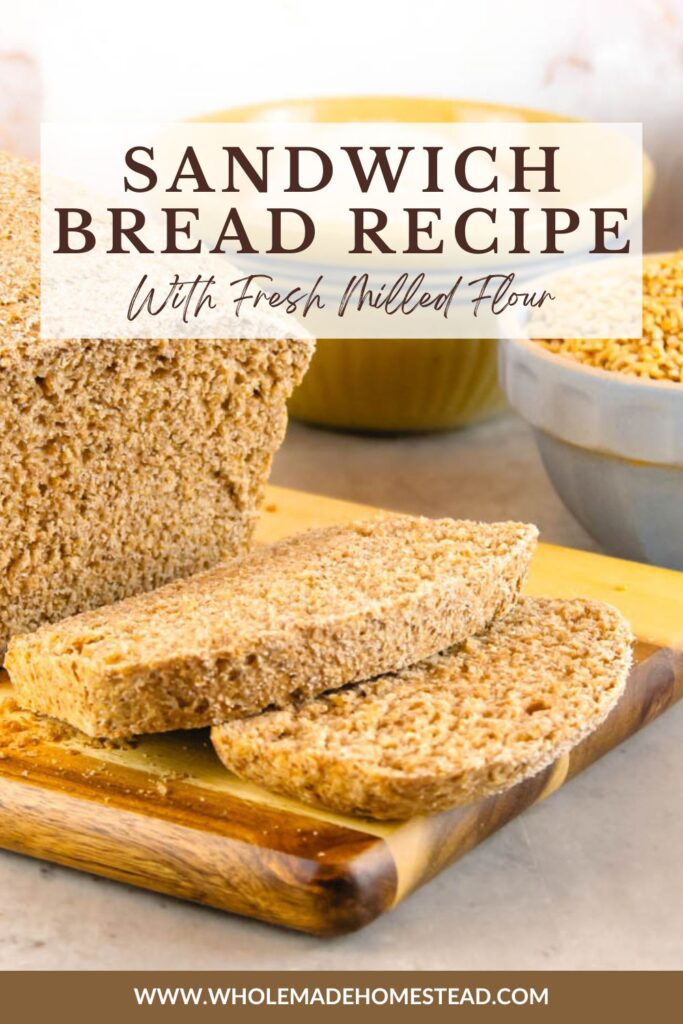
[{"x1": 1, "y1": 971, "x2": 681, "y2": 1023}]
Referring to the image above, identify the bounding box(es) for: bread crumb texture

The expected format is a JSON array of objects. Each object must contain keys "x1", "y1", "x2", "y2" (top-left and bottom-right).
[
  {"x1": 6, "y1": 516, "x2": 537, "y2": 738},
  {"x1": 0, "y1": 151, "x2": 313, "y2": 651},
  {"x1": 212, "y1": 597, "x2": 633, "y2": 820}
]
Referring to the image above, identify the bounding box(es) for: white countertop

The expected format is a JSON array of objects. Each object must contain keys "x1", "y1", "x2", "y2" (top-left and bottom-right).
[{"x1": 1, "y1": 414, "x2": 681, "y2": 970}]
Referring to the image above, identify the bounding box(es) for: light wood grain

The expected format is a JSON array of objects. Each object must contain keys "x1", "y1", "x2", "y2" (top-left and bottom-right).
[{"x1": 0, "y1": 486, "x2": 681, "y2": 935}]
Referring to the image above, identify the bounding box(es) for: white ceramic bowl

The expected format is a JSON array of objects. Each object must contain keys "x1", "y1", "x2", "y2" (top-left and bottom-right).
[{"x1": 499, "y1": 338, "x2": 683, "y2": 570}]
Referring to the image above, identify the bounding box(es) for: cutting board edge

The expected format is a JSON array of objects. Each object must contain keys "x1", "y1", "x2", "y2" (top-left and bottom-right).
[{"x1": 0, "y1": 760, "x2": 399, "y2": 937}]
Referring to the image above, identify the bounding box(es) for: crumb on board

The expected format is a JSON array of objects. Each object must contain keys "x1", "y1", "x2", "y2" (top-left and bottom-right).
[
  {"x1": 0, "y1": 698, "x2": 188, "y2": 798},
  {"x1": 0, "y1": 696, "x2": 210, "y2": 806},
  {"x1": 0, "y1": 697, "x2": 135, "y2": 754}
]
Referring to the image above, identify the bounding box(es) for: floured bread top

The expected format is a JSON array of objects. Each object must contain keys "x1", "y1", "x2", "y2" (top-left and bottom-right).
[{"x1": 11, "y1": 517, "x2": 538, "y2": 670}]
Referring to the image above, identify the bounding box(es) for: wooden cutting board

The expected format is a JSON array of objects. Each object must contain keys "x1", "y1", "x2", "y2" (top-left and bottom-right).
[{"x1": 0, "y1": 485, "x2": 682, "y2": 936}]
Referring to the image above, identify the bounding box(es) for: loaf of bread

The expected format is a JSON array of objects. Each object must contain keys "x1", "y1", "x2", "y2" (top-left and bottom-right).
[
  {"x1": 0, "y1": 150, "x2": 313, "y2": 651},
  {"x1": 6, "y1": 516, "x2": 537, "y2": 738},
  {"x1": 212, "y1": 597, "x2": 632, "y2": 819}
]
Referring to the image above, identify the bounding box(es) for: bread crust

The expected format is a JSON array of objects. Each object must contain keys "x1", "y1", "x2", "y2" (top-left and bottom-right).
[
  {"x1": 212, "y1": 597, "x2": 632, "y2": 820},
  {"x1": 6, "y1": 517, "x2": 537, "y2": 738}
]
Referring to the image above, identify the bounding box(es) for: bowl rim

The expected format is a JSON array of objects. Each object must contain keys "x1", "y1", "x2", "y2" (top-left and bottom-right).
[
  {"x1": 504, "y1": 335, "x2": 683, "y2": 392},
  {"x1": 194, "y1": 94, "x2": 655, "y2": 240},
  {"x1": 195, "y1": 95, "x2": 654, "y2": 282},
  {"x1": 195, "y1": 93, "x2": 584, "y2": 125},
  {"x1": 500, "y1": 314, "x2": 683, "y2": 467}
]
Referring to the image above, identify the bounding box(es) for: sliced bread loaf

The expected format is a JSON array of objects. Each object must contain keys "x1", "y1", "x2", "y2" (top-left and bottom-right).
[
  {"x1": 0, "y1": 150, "x2": 313, "y2": 652},
  {"x1": 6, "y1": 516, "x2": 537, "y2": 738},
  {"x1": 211, "y1": 597, "x2": 632, "y2": 820}
]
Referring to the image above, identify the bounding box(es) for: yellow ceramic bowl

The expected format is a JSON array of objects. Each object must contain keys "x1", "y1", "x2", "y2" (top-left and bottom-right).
[
  {"x1": 287, "y1": 338, "x2": 505, "y2": 432},
  {"x1": 199, "y1": 97, "x2": 654, "y2": 433}
]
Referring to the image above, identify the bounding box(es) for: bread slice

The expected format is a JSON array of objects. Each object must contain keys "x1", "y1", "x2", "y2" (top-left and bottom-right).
[
  {"x1": 211, "y1": 597, "x2": 632, "y2": 820},
  {"x1": 0, "y1": 150, "x2": 313, "y2": 652},
  {"x1": 6, "y1": 517, "x2": 537, "y2": 739}
]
